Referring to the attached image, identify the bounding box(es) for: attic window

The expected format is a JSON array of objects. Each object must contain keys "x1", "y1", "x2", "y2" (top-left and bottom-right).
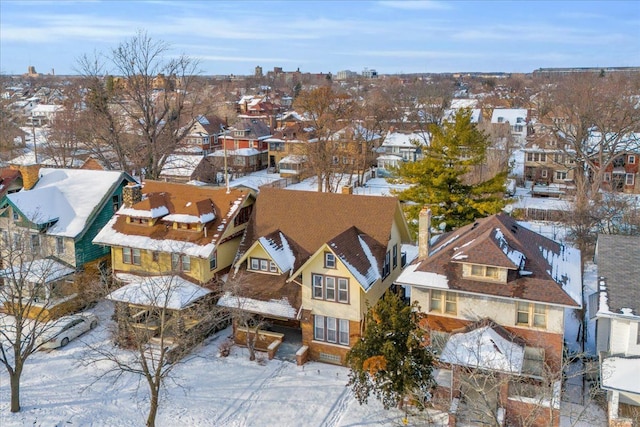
[
  {"x1": 470, "y1": 264, "x2": 500, "y2": 279},
  {"x1": 497, "y1": 117, "x2": 504, "y2": 123}
]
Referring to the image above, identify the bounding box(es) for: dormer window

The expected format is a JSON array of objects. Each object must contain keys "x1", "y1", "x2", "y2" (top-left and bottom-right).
[{"x1": 470, "y1": 264, "x2": 500, "y2": 279}]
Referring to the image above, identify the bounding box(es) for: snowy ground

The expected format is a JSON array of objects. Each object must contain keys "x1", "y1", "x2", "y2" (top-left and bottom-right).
[
  {"x1": 0, "y1": 301, "x2": 446, "y2": 427},
  {"x1": 0, "y1": 177, "x2": 607, "y2": 426},
  {"x1": 0, "y1": 299, "x2": 606, "y2": 427}
]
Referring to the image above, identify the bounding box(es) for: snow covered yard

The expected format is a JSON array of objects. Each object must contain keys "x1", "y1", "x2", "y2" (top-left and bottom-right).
[{"x1": 0, "y1": 301, "x2": 438, "y2": 427}]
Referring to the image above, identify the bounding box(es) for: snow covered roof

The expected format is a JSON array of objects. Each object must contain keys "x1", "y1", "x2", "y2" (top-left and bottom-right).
[
  {"x1": 217, "y1": 292, "x2": 297, "y2": 319},
  {"x1": 30, "y1": 104, "x2": 62, "y2": 114},
  {"x1": 7, "y1": 168, "x2": 127, "y2": 238},
  {"x1": 443, "y1": 108, "x2": 481, "y2": 123},
  {"x1": 441, "y1": 325, "x2": 525, "y2": 374},
  {"x1": 278, "y1": 155, "x2": 306, "y2": 164},
  {"x1": 93, "y1": 181, "x2": 251, "y2": 259},
  {"x1": 1, "y1": 258, "x2": 74, "y2": 284},
  {"x1": 381, "y1": 131, "x2": 428, "y2": 148},
  {"x1": 396, "y1": 213, "x2": 581, "y2": 308},
  {"x1": 107, "y1": 274, "x2": 211, "y2": 310},
  {"x1": 491, "y1": 108, "x2": 527, "y2": 124},
  {"x1": 601, "y1": 356, "x2": 640, "y2": 394},
  {"x1": 326, "y1": 230, "x2": 383, "y2": 291},
  {"x1": 159, "y1": 154, "x2": 204, "y2": 178},
  {"x1": 258, "y1": 231, "x2": 297, "y2": 273},
  {"x1": 209, "y1": 148, "x2": 263, "y2": 157}
]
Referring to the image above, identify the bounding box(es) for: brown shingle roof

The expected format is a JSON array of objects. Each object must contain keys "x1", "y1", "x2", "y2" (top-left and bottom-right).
[
  {"x1": 0, "y1": 168, "x2": 22, "y2": 199},
  {"x1": 111, "y1": 180, "x2": 252, "y2": 247},
  {"x1": 243, "y1": 187, "x2": 402, "y2": 256},
  {"x1": 414, "y1": 213, "x2": 578, "y2": 307},
  {"x1": 328, "y1": 226, "x2": 386, "y2": 288}
]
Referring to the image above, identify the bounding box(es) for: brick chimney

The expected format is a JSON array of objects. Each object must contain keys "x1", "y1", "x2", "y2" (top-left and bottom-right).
[
  {"x1": 418, "y1": 207, "x2": 432, "y2": 259},
  {"x1": 122, "y1": 182, "x2": 142, "y2": 208},
  {"x1": 10, "y1": 164, "x2": 40, "y2": 190}
]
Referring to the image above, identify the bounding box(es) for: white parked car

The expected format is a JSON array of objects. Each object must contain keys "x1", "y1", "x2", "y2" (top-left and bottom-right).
[{"x1": 38, "y1": 313, "x2": 99, "y2": 349}]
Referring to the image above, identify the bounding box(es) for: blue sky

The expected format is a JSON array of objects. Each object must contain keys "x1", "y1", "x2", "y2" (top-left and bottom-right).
[{"x1": 1, "y1": 0, "x2": 639, "y2": 76}]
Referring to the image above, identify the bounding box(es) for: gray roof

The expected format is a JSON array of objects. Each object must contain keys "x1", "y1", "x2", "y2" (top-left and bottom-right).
[{"x1": 596, "y1": 234, "x2": 640, "y2": 316}]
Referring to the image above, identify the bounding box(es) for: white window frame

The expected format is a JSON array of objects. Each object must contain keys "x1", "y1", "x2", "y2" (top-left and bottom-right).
[
  {"x1": 325, "y1": 252, "x2": 336, "y2": 269},
  {"x1": 314, "y1": 315, "x2": 325, "y2": 341},
  {"x1": 325, "y1": 277, "x2": 336, "y2": 300},
  {"x1": 339, "y1": 319, "x2": 350, "y2": 345},
  {"x1": 629, "y1": 155, "x2": 636, "y2": 164},
  {"x1": 337, "y1": 278, "x2": 349, "y2": 303},
  {"x1": 626, "y1": 173, "x2": 635, "y2": 186}
]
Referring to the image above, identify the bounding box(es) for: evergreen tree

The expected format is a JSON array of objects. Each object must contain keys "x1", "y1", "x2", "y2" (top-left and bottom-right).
[
  {"x1": 393, "y1": 109, "x2": 507, "y2": 231},
  {"x1": 346, "y1": 292, "x2": 434, "y2": 410}
]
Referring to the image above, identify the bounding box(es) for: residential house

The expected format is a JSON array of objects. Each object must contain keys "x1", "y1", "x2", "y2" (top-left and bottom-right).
[
  {"x1": 395, "y1": 211, "x2": 581, "y2": 426},
  {"x1": 328, "y1": 124, "x2": 381, "y2": 179},
  {"x1": 183, "y1": 115, "x2": 226, "y2": 155},
  {"x1": 219, "y1": 187, "x2": 413, "y2": 365},
  {"x1": 491, "y1": 108, "x2": 529, "y2": 144},
  {"x1": 211, "y1": 118, "x2": 272, "y2": 175},
  {"x1": 523, "y1": 125, "x2": 576, "y2": 196},
  {"x1": 27, "y1": 104, "x2": 63, "y2": 127},
  {"x1": 376, "y1": 130, "x2": 428, "y2": 176},
  {"x1": 600, "y1": 146, "x2": 640, "y2": 194},
  {"x1": 265, "y1": 122, "x2": 314, "y2": 176},
  {"x1": 159, "y1": 154, "x2": 219, "y2": 184},
  {"x1": 594, "y1": 234, "x2": 640, "y2": 427},
  {"x1": 0, "y1": 168, "x2": 135, "y2": 318},
  {"x1": 92, "y1": 181, "x2": 256, "y2": 346}
]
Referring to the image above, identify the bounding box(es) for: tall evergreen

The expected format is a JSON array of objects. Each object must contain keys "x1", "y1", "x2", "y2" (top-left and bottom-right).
[
  {"x1": 346, "y1": 292, "x2": 434, "y2": 410},
  {"x1": 393, "y1": 109, "x2": 507, "y2": 231}
]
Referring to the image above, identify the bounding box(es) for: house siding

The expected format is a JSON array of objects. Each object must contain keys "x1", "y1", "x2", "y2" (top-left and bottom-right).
[
  {"x1": 411, "y1": 288, "x2": 565, "y2": 334},
  {"x1": 610, "y1": 319, "x2": 632, "y2": 355}
]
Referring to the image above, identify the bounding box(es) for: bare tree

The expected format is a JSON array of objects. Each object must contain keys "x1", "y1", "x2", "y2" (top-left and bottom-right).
[
  {"x1": 38, "y1": 82, "x2": 85, "y2": 167},
  {"x1": 82, "y1": 273, "x2": 223, "y2": 427},
  {"x1": 0, "y1": 74, "x2": 27, "y2": 161},
  {"x1": 293, "y1": 86, "x2": 357, "y2": 191},
  {"x1": 541, "y1": 73, "x2": 640, "y2": 261},
  {"x1": 0, "y1": 224, "x2": 81, "y2": 412},
  {"x1": 77, "y1": 31, "x2": 203, "y2": 178}
]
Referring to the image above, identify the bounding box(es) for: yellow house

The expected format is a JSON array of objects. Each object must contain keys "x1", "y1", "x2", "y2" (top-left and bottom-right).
[
  {"x1": 93, "y1": 180, "x2": 256, "y2": 286},
  {"x1": 220, "y1": 187, "x2": 412, "y2": 365}
]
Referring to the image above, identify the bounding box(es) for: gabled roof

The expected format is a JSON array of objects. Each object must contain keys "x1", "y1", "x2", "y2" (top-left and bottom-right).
[
  {"x1": 238, "y1": 187, "x2": 409, "y2": 258},
  {"x1": 381, "y1": 131, "x2": 428, "y2": 148},
  {"x1": 397, "y1": 213, "x2": 581, "y2": 307},
  {"x1": 0, "y1": 169, "x2": 23, "y2": 199},
  {"x1": 225, "y1": 118, "x2": 271, "y2": 139},
  {"x1": 159, "y1": 154, "x2": 205, "y2": 178},
  {"x1": 256, "y1": 230, "x2": 307, "y2": 273},
  {"x1": 327, "y1": 226, "x2": 385, "y2": 291},
  {"x1": 93, "y1": 181, "x2": 254, "y2": 258},
  {"x1": 596, "y1": 234, "x2": 640, "y2": 318},
  {"x1": 6, "y1": 168, "x2": 132, "y2": 238}
]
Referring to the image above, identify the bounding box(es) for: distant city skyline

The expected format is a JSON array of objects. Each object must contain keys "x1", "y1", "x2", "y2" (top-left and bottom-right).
[{"x1": 1, "y1": 0, "x2": 639, "y2": 76}]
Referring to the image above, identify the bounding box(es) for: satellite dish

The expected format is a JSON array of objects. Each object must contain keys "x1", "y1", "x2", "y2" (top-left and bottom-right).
[
  {"x1": 438, "y1": 222, "x2": 447, "y2": 231},
  {"x1": 504, "y1": 204, "x2": 514, "y2": 214}
]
